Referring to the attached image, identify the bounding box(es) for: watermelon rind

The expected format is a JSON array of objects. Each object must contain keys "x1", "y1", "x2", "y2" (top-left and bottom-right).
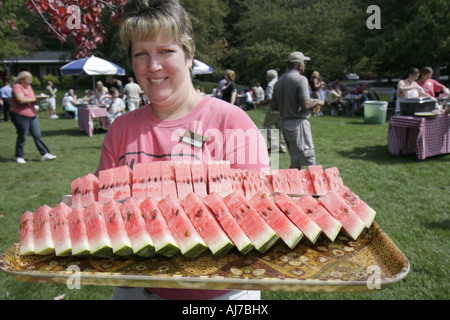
[{"x1": 33, "y1": 205, "x2": 55, "y2": 256}]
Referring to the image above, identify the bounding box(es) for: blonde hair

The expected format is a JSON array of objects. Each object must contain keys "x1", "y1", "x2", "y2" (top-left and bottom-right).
[
  {"x1": 15, "y1": 71, "x2": 33, "y2": 84},
  {"x1": 225, "y1": 69, "x2": 236, "y2": 82},
  {"x1": 120, "y1": 0, "x2": 195, "y2": 62}
]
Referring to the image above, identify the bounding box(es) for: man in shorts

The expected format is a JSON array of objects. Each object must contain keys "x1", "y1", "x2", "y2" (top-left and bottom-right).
[{"x1": 271, "y1": 52, "x2": 325, "y2": 169}]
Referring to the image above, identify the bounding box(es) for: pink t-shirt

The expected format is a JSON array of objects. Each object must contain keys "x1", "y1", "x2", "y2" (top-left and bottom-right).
[
  {"x1": 417, "y1": 78, "x2": 445, "y2": 97},
  {"x1": 10, "y1": 83, "x2": 38, "y2": 117},
  {"x1": 96, "y1": 96, "x2": 269, "y2": 300}
]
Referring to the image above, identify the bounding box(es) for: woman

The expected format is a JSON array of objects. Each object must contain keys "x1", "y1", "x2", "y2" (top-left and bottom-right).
[
  {"x1": 62, "y1": 89, "x2": 78, "y2": 120},
  {"x1": 221, "y1": 69, "x2": 238, "y2": 105},
  {"x1": 97, "y1": 0, "x2": 268, "y2": 300},
  {"x1": 106, "y1": 87, "x2": 125, "y2": 125},
  {"x1": 396, "y1": 68, "x2": 432, "y2": 115},
  {"x1": 417, "y1": 67, "x2": 450, "y2": 98},
  {"x1": 10, "y1": 71, "x2": 56, "y2": 164},
  {"x1": 95, "y1": 81, "x2": 108, "y2": 104}
]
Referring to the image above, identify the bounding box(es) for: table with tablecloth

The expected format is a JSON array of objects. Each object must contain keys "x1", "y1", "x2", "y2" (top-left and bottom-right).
[
  {"x1": 387, "y1": 114, "x2": 450, "y2": 160},
  {"x1": 77, "y1": 106, "x2": 109, "y2": 137}
]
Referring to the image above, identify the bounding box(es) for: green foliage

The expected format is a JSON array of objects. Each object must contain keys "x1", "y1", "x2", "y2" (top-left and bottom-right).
[
  {"x1": 43, "y1": 74, "x2": 59, "y2": 86},
  {"x1": 31, "y1": 76, "x2": 41, "y2": 90}
]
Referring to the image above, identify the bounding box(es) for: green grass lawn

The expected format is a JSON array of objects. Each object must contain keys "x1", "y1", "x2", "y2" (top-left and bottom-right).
[{"x1": 0, "y1": 103, "x2": 448, "y2": 300}]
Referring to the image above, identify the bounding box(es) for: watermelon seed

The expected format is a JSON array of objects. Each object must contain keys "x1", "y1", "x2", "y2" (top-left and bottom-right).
[
  {"x1": 196, "y1": 210, "x2": 202, "y2": 217},
  {"x1": 127, "y1": 212, "x2": 133, "y2": 220},
  {"x1": 261, "y1": 193, "x2": 267, "y2": 199},
  {"x1": 285, "y1": 209, "x2": 290, "y2": 216},
  {"x1": 185, "y1": 230, "x2": 190, "y2": 237}
]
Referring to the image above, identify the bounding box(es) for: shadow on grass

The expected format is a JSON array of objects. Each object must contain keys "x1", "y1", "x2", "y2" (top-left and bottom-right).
[
  {"x1": 339, "y1": 145, "x2": 450, "y2": 164},
  {"x1": 41, "y1": 128, "x2": 107, "y2": 137},
  {"x1": 424, "y1": 219, "x2": 450, "y2": 231}
]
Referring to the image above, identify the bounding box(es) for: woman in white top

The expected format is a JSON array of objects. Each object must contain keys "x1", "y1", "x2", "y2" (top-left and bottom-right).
[{"x1": 396, "y1": 68, "x2": 432, "y2": 115}]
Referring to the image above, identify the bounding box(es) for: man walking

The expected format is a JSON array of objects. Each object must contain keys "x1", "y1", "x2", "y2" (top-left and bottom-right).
[{"x1": 271, "y1": 52, "x2": 324, "y2": 169}]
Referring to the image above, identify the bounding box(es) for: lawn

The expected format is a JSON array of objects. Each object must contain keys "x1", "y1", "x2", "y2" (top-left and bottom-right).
[{"x1": 0, "y1": 101, "x2": 448, "y2": 300}]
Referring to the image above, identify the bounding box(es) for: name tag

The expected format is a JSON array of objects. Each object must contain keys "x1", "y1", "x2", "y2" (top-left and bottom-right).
[{"x1": 180, "y1": 130, "x2": 207, "y2": 149}]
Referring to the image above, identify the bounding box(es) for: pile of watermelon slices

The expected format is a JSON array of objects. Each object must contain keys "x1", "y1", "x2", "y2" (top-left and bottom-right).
[{"x1": 18, "y1": 162, "x2": 376, "y2": 258}]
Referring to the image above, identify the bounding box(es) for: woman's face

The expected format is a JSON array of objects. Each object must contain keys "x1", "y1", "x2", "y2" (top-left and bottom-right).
[
  {"x1": 131, "y1": 33, "x2": 193, "y2": 111},
  {"x1": 21, "y1": 77, "x2": 32, "y2": 87}
]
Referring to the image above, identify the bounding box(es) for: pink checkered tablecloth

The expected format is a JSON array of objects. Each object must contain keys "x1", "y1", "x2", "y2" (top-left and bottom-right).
[
  {"x1": 388, "y1": 114, "x2": 450, "y2": 160},
  {"x1": 77, "y1": 107, "x2": 109, "y2": 137}
]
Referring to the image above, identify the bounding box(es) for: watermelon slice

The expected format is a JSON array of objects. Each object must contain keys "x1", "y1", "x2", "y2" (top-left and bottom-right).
[
  {"x1": 336, "y1": 186, "x2": 376, "y2": 228},
  {"x1": 324, "y1": 167, "x2": 344, "y2": 191},
  {"x1": 113, "y1": 166, "x2": 133, "y2": 201},
  {"x1": 98, "y1": 168, "x2": 114, "y2": 204},
  {"x1": 120, "y1": 198, "x2": 155, "y2": 257},
  {"x1": 191, "y1": 161, "x2": 208, "y2": 197},
  {"x1": 19, "y1": 211, "x2": 35, "y2": 255},
  {"x1": 271, "y1": 170, "x2": 291, "y2": 194},
  {"x1": 308, "y1": 165, "x2": 330, "y2": 195},
  {"x1": 298, "y1": 169, "x2": 315, "y2": 195},
  {"x1": 207, "y1": 160, "x2": 223, "y2": 195},
  {"x1": 33, "y1": 205, "x2": 55, "y2": 255},
  {"x1": 49, "y1": 203, "x2": 73, "y2": 256},
  {"x1": 146, "y1": 161, "x2": 163, "y2": 200},
  {"x1": 181, "y1": 192, "x2": 234, "y2": 256},
  {"x1": 296, "y1": 195, "x2": 342, "y2": 242},
  {"x1": 131, "y1": 162, "x2": 148, "y2": 201},
  {"x1": 204, "y1": 192, "x2": 254, "y2": 254},
  {"x1": 242, "y1": 169, "x2": 273, "y2": 198},
  {"x1": 283, "y1": 169, "x2": 305, "y2": 194},
  {"x1": 173, "y1": 161, "x2": 194, "y2": 200},
  {"x1": 83, "y1": 202, "x2": 113, "y2": 257},
  {"x1": 140, "y1": 197, "x2": 180, "y2": 257},
  {"x1": 102, "y1": 200, "x2": 133, "y2": 256},
  {"x1": 223, "y1": 190, "x2": 279, "y2": 253},
  {"x1": 271, "y1": 193, "x2": 323, "y2": 244},
  {"x1": 161, "y1": 161, "x2": 177, "y2": 199},
  {"x1": 219, "y1": 161, "x2": 233, "y2": 196},
  {"x1": 319, "y1": 191, "x2": 366, "y2": 240},
  {"x1": 250, "y1": 191, "x2": 303, "y2": 249},
  {"x1": 158, "y1": 194, "x2": 207, "y2": 258},
  {"x1": 71, "y1": 173, "x2": 99, "y2": 208},
  {"x1": 229, "y1": 168, "x2": 244, "y2": 193},
  {"x1": 67, "y1": 207, "x2": 90, "y2": 256}
]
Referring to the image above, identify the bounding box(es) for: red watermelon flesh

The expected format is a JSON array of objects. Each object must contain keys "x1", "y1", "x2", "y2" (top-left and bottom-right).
[
  {"x1": 131, "y1": 163, "x2": 147, "y2": 201},
  {"x1": 83, "y1": 202, "x2": 113, "y2": 257},
  {"x1": 271, "y1": 170, "x2": 291, "y2": 194},
  {"x1": 67, "y1": 207, "x2": 90, "y2": 256},
  {"x1": 308, "y1": 165, "x2": 330, "y2": 195},
  {"x1": 242, "y1": 169, "x2": 273, "y2": 198},
  {"x1": 223, "y1": 190, "x2": 279, "y2": 253},
  {"x1": 204, "y1": 192, "x2": 254, "y2": 254},
  {"x1": 161, "y1": 161, "x2": 177, "y2": 199},
  {"x1": 229, "y1": 168, "x2": 244, "y2": 193},
  {"x1": 33, "y1": 205, "x2": 55, "y2": 255},
  {"x1": 296, "y1": 194, "x2": 342, "y2": 242},
  {"x1": 324, "y1": 167, "x2": 344, "y2": 191},
  {"x1": 49, "y1": 203, "x2": 72, "y2": 256},
  {"x1": 113, "y1": 166, "x2": 133, "y2": 201},
  {"x1": 271, "y1": 193, "x2": 323, "y2": 244},
  {"x1": 19, "y1": 211, "x2": 35, "y2": 255},
  {"x1": 120, "y1": 198, "x2": 155, "y2": 257},
  {"x1": 191, "y1": 161, "x2": 208, "y2": 197},
  {"x1": 98, "y1": 168, "x2": 114, "y2": 204},
  {"x1": 158, "y1": 194, "x2": 207, "y2": 258},
  {"x1": 207, "y1": 160, "x2": 223, "y2": 195},
  {"x1": 219, "y1": 161, "x2": 233, "y2": 196},
  {"x1": 181, "y1": 192, "x2": 234, "y2": 256},
  {"x1": 298, "y1": 169, "x2": 316, "y2": 195},
  {"x1": 250, "y1": 191, "x2": 303, "y2": 249},
  {"x1": 319, "y1": 191, "x2": 366, "y2": 240},
  {"x1": 102, "y1": 200, "x2": 133, "y2": 256},
  {"x1": 336, "y1": 186, "x2": 376, "y2": 228},
  {"x1": 71, "y1": 173, "x2": 99, "y2": 208},
  {"x1": 284, "y1": 169, "x2": 305, "y2": 194},
  {"x1": 140, "y1": 196, "x2": 180, "y2": 257},
  {"x1": 146, "y1": 161, "x2": 163, "y2": 200},
  {"x1": 173, "y1": 161, "x2": 194, "y2": 200}
]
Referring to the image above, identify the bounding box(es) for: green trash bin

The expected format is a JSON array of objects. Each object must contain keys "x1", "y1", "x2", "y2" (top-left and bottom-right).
[{"x1": 364, "y1": 101, "x2": 388, "y2": 124}]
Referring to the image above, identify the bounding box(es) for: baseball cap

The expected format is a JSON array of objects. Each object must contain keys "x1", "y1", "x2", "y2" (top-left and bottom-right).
[{"x1": 286, "y1": 51, "x2": 310, "y2": 64}]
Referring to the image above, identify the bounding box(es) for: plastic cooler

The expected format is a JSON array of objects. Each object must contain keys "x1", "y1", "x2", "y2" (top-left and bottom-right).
[{"x1": 364, "y1": 101, "x2": 388, "y2": 124}]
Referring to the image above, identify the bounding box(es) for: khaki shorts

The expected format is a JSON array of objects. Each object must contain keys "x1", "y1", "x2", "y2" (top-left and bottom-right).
[{"x1": 281, "y1": 118, "x2": 316, "y2": 168}]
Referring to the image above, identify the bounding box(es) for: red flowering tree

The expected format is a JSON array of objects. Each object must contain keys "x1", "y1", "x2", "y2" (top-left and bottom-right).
[{"x1": 25, "y1": 0, "x2": 127, "y2": 58}]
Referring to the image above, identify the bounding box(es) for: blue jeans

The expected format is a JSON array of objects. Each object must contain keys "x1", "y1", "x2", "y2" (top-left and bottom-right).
[{"x1": 10, "y1": 112, "x2": 51, "y2": 158}]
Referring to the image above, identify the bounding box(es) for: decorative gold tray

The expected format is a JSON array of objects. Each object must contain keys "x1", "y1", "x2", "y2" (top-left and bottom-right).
[{"x1": 0, "y1": 222, "x2": 409, "y2": 292}]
